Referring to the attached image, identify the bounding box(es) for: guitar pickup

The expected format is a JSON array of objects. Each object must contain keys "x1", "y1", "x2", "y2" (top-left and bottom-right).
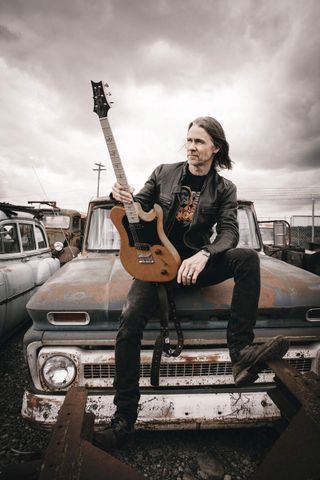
[{"x1": 135, "y1": 243, "x2": 150, "y2": 251}]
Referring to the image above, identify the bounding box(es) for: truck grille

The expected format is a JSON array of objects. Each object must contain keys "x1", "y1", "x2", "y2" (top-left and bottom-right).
[{"x1": 83, "y1": 357, "x2": 312, "y2": 380}]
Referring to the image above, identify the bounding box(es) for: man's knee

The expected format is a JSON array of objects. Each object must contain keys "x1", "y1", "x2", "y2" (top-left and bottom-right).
[
  {"x1": 237, "y1": 248, "x2": 259, "y2": 264},
  {"x1": 227, "y1": 248, "x2": 260, "y2": 274}
]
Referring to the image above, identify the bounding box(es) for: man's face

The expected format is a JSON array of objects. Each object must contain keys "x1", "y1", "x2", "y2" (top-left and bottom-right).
[{"x1": 186, "y1": 125, "x2": 219, "y2": 169}]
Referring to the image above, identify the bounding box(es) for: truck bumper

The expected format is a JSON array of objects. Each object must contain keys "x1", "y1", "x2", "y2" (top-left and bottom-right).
[{"x1": 22, "y1": 388, "x2": 280, "y2": 430}]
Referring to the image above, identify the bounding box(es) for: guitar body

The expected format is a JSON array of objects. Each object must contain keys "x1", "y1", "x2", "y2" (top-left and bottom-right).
[{"x1": 110, "y1": 202, "x2": 181, "y2": 282}]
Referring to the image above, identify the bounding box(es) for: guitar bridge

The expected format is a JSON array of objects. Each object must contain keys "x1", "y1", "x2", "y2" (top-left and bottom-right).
[{"x1": 137, "y1": 253, "x2": 155, "y2": 264}]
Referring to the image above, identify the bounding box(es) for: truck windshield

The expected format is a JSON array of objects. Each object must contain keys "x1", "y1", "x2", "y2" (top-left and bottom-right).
[
  {"x1": 87, "y1": 205, "x2": 261, "y2": 251},
  {"x1": 87, "y1": 207, "x2": 120, "y2": 250},
  {"x1": 43, "y1": 215, "x2": 70, "y2": 229}
]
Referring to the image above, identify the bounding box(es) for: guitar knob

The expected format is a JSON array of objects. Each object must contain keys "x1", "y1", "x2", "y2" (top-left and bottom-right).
[
  {"x1": 161, "y1": 269, "x2": 168, "y2": 275},
  {"x1": 155, "y1": 249, "x2": 162, "y2": 255}
]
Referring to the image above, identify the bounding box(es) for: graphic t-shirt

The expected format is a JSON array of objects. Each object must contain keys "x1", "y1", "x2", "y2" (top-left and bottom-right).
[{"x1": 168, "y1": 168, "x2": 207, "y2": 259}]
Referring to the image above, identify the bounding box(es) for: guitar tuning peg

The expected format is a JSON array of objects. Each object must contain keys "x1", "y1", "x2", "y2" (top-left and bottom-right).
[
  {"x1": 110, "y1": 101, "x2": 114, "y2": 104},
  {"x1": 104, "y1": 83, "x2": 109, "y2": 88}
]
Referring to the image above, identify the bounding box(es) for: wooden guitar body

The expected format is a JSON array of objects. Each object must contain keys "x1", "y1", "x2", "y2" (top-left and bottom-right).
[{"x1": 110, "y1": 202, "x2": 181, "y2": 282}]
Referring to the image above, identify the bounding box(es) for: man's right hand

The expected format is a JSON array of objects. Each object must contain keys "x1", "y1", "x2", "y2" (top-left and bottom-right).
[{"x1": 112, "y1": 182, "x2": 135, "y2": 203}]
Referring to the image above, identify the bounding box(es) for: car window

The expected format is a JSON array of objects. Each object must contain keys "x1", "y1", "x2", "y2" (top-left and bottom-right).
[
  {"x1": 87, "y1": 205, "x2": 261, "y2": 252},
  {"x1": 43, "y1": 215, "x2": 70, "y2": 229},
  {"x1": 19, "y1": 223, "x2": 36, "y2": 251},
  {"x1": 238, "y1": 208, "x2": 260, "y2": 249},
  {"x1": 0, "y1": 223, "x2": 20, "y2": 254},
  {"x1": 87, "y1": 207, "x2": 120, "y2": 250},
  {"x1": 35, "y1": 225, "x2": 47, "y2": 249},
  {"x1": 72, "y1": 216, "x2": 81, "y2": 231},
  {"x1": 210, "y1": 207, "x2": 261, "y2": 250}
]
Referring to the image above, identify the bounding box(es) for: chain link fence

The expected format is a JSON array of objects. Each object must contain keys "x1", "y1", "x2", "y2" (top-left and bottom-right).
[{"x1": 290, "y1": 216, "x2": 320, "y2": 249}]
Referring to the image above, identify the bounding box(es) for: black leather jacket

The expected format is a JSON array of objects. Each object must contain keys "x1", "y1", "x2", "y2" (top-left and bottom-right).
[{"x1": 134, "y1": 161, "x2": 239, "y2": 257}]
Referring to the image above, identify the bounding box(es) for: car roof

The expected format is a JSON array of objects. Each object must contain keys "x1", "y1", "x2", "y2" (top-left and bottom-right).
[{"x1": 0, "y1": 203, "x2": 40, "y2": 222}]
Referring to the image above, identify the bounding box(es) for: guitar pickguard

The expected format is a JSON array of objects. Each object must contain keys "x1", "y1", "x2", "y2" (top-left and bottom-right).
[{"x1": 122, "y1": 217, "x2": 163, "y2": 248}]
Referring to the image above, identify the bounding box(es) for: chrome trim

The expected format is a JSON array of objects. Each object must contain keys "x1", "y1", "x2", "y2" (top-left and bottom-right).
[
  {"x1": 83, "y1": 357, "x2": 312, "y2": 380},
  {"x1": 40, "y1": 354, "x2": 77, "y2": 390},
  {"x1": 306, "y1": 308, "x2": 320, "y2": 322},
  {"x1": 32, "y1": 345, "x2": 320, "y2": 391}
]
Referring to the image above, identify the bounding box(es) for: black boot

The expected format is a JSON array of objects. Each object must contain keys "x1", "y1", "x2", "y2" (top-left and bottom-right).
[
  {"x1": 232, "y1": 336, "x2": 290, "y2": 386},
  {"x1": 93, "y1": 416, "x2": 134, "y2": 451}
]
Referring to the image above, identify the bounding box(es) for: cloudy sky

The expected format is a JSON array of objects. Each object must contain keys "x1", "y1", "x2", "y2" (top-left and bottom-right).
[{"x1": 0, "y1": 0, "x2": 319, "y2": 220}]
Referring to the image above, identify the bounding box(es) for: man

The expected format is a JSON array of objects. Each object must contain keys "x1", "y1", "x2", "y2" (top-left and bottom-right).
[{"x1": 94, "y1": 116, "x2": 289, "y2": 450}]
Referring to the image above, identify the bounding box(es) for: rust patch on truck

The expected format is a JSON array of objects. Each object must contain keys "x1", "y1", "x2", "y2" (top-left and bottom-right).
[
  {"x1": 201, "y1": 257, "x2": 320, "y2": 311},
  {"x1": 25, "y1": 391, "x2": 54, "y2": 414}
]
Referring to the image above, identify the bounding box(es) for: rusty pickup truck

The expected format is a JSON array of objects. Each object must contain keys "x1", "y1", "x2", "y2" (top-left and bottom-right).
[{"x1": 22, "y1": 198, "x2": 320, "y2": 429}]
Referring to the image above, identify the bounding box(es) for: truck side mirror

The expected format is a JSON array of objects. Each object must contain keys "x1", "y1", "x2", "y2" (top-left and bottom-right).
[{"x1": 258, "y1": 220, "x2": 291, "y2": 248}]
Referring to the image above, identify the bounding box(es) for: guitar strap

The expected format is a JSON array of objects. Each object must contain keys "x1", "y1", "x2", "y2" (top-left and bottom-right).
[{"x1": 150, "y1": 283, "x2": 184, "y2": 387}]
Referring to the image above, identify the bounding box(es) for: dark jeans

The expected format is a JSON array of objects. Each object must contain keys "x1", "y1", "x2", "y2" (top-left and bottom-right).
[{"x1": 113, "y1": 248, "x2": 260, "y2": 425}]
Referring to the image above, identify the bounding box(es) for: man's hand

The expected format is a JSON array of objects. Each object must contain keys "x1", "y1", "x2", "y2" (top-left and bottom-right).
[
  {"x1": 177, "y1": 251, "x2": 210, "y2": 286},
  {"x1": 112, "y1": 182, "x2": 134, "y2": 203}
]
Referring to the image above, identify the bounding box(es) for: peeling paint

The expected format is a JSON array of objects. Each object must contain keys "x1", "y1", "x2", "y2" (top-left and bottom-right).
[{"x1": 22, "y1": 390, "x2": 281, "y2": 429}]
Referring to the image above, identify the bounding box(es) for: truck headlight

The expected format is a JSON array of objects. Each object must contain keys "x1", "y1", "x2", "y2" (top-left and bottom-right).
[{"x1": 42, "y1": 355, "x2": 76, "y2": 389}]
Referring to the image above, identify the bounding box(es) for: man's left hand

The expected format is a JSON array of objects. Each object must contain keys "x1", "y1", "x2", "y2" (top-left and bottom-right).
[{"x1": 177, "y1": 251, "x2": 210, "y2": 286}]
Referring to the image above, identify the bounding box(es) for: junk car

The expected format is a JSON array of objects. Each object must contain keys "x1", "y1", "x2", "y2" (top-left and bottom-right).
[
  {"x1": 28, "y1": 201, "x2": 86, "y2": 250},
  {"x1": 259, "y1": 219, "x2": 320, "y2": 276},
  {"x1": 0, "y1": 203, "x2": 59, "y2": 343},
  {"x1": 22, "y1": 198, "x2": 320, "y2": 429}
]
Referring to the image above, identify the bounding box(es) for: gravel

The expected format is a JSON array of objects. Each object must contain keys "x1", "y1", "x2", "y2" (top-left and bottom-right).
[{"x1": 0, "y1": 325, "x2": 278, "y2": 479}]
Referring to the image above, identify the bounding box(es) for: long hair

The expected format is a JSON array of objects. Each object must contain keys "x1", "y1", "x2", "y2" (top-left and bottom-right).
[{"x1": 188, "y1": 116, "x2": 232, "y2": 170}]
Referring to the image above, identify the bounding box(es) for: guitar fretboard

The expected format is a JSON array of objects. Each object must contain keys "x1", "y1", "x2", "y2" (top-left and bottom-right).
[{"x1": 100, "y1": 117, "x2": 139, "y2": 223}]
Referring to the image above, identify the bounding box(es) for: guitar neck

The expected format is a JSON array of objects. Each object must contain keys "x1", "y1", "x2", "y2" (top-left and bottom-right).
[{"x1": 100, "y1": 117, "x2": 139, "y2": 223}]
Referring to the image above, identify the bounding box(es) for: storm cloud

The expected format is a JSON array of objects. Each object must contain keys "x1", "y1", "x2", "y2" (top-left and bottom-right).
[{"x1": 0, "y1": 0, "x2": 319, "y2": 218}]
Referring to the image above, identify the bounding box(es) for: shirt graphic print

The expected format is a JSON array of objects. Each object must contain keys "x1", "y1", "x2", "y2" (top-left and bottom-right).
[{"x1": 175, "y1": 186, "x2": 201, "y2": 223}]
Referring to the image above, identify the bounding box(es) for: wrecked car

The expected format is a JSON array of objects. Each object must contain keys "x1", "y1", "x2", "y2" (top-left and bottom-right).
[
  {"x1": 0, "y1": 203, "x2": 59, "y2": 343},
  {"x1": 259, "y1": 219, "x2": 320, "y2": 276},
  {"x1": 28, "y1": 201, "x2": 86, "y2": 250},
  {"x1": 22, "y1": 197, "x2": 320, "y2": 429}
]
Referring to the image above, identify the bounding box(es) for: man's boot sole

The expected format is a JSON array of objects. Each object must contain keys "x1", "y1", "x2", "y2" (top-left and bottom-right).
[{"x1": 234, "y1": 336, "x2": 290, "y2": 387}]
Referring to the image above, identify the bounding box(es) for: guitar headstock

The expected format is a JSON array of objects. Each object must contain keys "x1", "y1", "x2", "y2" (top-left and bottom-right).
[{"x1": 91, "y1": 80, "x2": 112, "y2": 118}]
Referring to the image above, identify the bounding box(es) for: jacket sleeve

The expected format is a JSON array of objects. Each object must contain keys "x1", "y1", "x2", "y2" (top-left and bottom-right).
[
  {"x1": 133, "y1": 166, "x2": 161, "y2": 210},
  {"x1": 203, "y1": 182, "x2": 239, "y2": 256}
]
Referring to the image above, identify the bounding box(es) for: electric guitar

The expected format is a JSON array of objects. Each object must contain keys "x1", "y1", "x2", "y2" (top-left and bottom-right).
[{"x1": 91, "y1": 81, "x2": 181, "y2": 282}]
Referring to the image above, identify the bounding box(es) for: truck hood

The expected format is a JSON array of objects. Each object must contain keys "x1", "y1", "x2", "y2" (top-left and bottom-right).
[{"x1": 27, "y1": 252, "x2": 320, "y2": 330}]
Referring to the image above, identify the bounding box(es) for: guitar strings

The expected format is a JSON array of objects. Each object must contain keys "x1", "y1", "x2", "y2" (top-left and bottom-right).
[{"x1": 127, "y1": 211, "x2": 142, "y2": 250}]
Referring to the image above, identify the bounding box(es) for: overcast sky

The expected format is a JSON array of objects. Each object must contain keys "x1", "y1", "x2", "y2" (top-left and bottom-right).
[{"x1": 0, "y1": 0, "x2": 319, "y2": 220}]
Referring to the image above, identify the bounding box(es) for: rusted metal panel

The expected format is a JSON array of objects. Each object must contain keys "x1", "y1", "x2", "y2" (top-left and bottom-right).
[
  {"x1": 38, "y1": 386, "x2": 145, "y2": 480},
  {"x1": 4, "y1": 387, "x2": 144, "y2": 480},
  {"x1": 39, "y1": 387, "x2": 88, "y2": 479},
  {"x1": 22, "y1": 389, "x2": 280, "y2": 429},
  {"x1": 26, "y1": 252, "x2": 320, "y2": 330},
  {"x1": 21, "y1": 344, "x2": 319, "y2": 429},
  {"x1": 254, "y1": 408, "x2": 320, "y2": 480},
  {"x1": 254, "y1": 360, "x2": 320, "y2": 480},
  {"x1": 267, "y1": 359, "x2": 320, "y2": 421}
]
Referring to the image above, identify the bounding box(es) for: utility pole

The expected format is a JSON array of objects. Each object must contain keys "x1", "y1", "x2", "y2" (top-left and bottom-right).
[
  {"x1": 311, "y1": 195, "x2": 315, "y2": 243},
  {"x1": 93, "y1": 162, "x2": 106, "y2": 197}
]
